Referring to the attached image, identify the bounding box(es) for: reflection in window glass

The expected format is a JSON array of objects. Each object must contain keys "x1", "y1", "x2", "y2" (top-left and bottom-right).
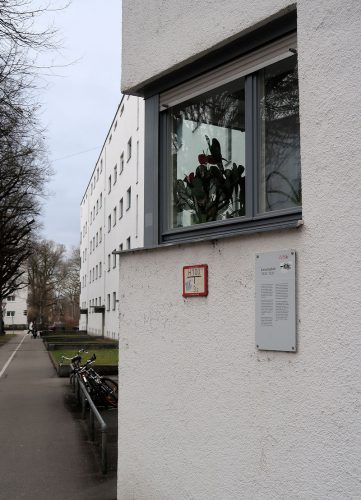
[
  {"x1": 169, "y1": 79, "x2": 246, "y2": 229},
  {"x1": 258, "y1": 56, "x2": 301, "y2": 213}
]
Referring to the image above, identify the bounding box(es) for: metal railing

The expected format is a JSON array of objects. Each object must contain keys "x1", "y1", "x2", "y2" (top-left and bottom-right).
[{"x1": 70, "y1": 364, "x2": 108, "y2": 474}]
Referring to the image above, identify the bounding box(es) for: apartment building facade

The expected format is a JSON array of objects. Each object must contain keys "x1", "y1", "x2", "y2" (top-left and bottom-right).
[
  {"x1": 3, "y1": 287, "x2": 28, "y2": 329},
  {"x1": 117, "y1": 1, "x2": 361, "y2": 498},
  {"x1": 79, "y1": 96, "x2": 144, "y2": 338}
]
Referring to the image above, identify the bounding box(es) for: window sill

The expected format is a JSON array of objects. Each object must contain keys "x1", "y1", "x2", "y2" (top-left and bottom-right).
[
  {"x1": 161, "y1": 210, "x2": 302, "y2": 245},
  {"x1": 116, "y1": 214, "x2": 303, "y2": 256}
]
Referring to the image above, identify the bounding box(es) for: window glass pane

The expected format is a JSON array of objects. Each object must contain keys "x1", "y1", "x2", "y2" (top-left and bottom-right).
[
  {"x1": 258, "y1": 55, "x2": 301, "y2": 213},
  {"x1": 169, "y1": 79, "x2": 246, "y2": 228}
]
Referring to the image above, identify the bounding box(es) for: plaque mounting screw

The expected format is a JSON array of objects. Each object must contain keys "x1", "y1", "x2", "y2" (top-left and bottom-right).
[{"x1": 292, "y1": 346, "x2": 295, "y2": 350}]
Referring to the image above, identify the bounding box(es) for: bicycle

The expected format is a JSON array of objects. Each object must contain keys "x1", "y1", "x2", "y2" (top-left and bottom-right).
[
  {"x1": 78, "y1": 354, "x2": 118, "y2": 408},
  {"x1": 61, "y1": 349, "x2": 118, "y2": 408}
]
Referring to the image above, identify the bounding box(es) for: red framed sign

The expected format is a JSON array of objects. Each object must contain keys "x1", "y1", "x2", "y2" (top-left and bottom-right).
[{"x1": 182, "y1": 264, "x2": 208, "y2": 297}]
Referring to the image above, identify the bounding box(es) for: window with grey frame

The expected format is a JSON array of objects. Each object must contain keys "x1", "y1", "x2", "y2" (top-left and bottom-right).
[
  {"x1": 151, "y1": 30, "x2": 301, "y2": 245},
  {"x1": 119, "y1": 198, "x2": 123, "y2": 218},
  {"x1": 120, "y1": 152, "x2": 124, "y2": 174}
]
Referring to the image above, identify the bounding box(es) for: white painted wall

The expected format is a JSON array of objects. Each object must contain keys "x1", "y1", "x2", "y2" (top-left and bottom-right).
[
  {"x1": 118, "y1": 0, "x2": 361, "y2": 498},
  {"x1": 79, "y1": 96, "x2": 144, "y2": 338},
  {"x1": 3, "y1": 288, "x2": 28, "y2": 328},
  {"x1": 121, "y1": 0, "x2": 295, "y2": 93}
]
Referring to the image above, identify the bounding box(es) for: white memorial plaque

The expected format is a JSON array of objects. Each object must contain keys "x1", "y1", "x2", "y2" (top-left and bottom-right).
[{"x1": 255, "y1": 250, "x2": 296, "y2": 352}]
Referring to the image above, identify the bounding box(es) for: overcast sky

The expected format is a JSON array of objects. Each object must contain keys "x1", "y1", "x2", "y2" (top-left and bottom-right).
[{"x1": 39, "y1": 0, "x2": 122, "y2": 249}]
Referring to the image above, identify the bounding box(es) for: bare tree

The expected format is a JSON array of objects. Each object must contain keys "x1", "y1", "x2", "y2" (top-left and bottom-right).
[
  {"x1": 58, "y1": 247, "x2": 80, "y2": 326},
  {"x1": 27, "y1": 240, "x2": 66, "y2": 326},
  {"x1": 27, "y1": 241, "x2": 80, "y2": 328},
  {"x1": 0, "y1": 1, "x2": 67, "y2": 333}
]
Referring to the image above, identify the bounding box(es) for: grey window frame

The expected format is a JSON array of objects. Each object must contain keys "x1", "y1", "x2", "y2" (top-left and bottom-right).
[
  {"x1": 126, "y1": 187, "x2": 131, "y2": 210},
  {"x1": 143, "y1": 12, "x2": 301, "y2": 247},
  {"x1": 120, "y1": 152, "x2": 124, "y2": 174}
]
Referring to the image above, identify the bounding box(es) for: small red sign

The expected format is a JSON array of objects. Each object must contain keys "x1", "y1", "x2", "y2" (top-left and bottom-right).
[{"x1": 182, "y1": 264, "x2": 208, "y2": 297}]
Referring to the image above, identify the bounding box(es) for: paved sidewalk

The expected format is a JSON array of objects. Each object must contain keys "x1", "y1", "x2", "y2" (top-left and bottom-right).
[{"x1": 0, "y1": 332, "x2": 117, "y2": 500}]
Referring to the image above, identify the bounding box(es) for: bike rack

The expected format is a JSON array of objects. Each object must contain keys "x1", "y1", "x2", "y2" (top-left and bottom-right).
[{"x1": 70, "y1": 363, "x2": 108, "y2": 474}]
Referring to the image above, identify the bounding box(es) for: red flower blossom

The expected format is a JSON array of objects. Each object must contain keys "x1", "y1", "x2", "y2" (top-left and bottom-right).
[{"x1": 198, "y1": 154, "x2": 208, "y2": 165}]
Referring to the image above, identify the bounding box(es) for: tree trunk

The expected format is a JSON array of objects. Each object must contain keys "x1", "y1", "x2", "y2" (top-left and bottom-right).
[{"x1": 0, "y1": 303, "x2": 5, "y2": 335}]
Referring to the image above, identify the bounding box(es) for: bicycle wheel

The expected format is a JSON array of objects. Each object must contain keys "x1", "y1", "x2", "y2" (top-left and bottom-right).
[{"x1": 101, "y1": 378, "x2": 118, "y2": 407}]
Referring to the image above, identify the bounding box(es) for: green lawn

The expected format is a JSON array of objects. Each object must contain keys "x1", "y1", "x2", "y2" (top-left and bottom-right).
[{"x1": 51, "y1": 349, "x2": 119, "y2": 366}]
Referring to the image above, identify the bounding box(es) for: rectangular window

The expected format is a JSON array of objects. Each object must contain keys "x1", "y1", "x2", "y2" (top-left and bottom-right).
[
  {"x1": 258, "y1": 58, "x2": 301, "y2": 212},
  {"x1": 99, "y1": 227, "x2": 102, "y2": 242},
  {"x1": 96, "y1": 232, "x2": 98, "y2": 246},
  {"x1": 114, "y1": 120, "x2": 117, "y2": 131},
  {"x1": 96, "y1": 265, "x2": 98, "y2": 279},
  {"x1": 119, "y1": 198, "x2": 123, "y2": 218},
  {"x1": 127, "y1": 137, "x2": 132, "y2": 161},
  {"x1": 96, "y1": 200, "x2": 99, "y2": 213},
  {"x1": 6, "y1": 311, "x2": 15, "y2": 317},
  {"x1": 119, "y1": 243, "x2": 123, "y2": 252},
  {"x1": 99, "y1": 296, "x2": 101, "y2": 305},
  {"x1": 99, "y1": 193, "x2": 102, "y2": 208},
  {"x1": 168, "y1": 78, "x2": 246, "y2": 229},
  {"x1": 126, "y1": 237, "x2": 131, "y2": 250},
  {"x1": 112, "y1": 292, "x2": 117, "y2": 310},
  {"x1": 150, "y1": 29, "x2": 300, "y2": 245},
  {"x1": 114, "y1": 165, "x2": 117, "y2": 184},
  {"x1": 107, "y1": 294, "x2": 110, "y2": 311},
  {"x1": 113, "y1": 249, "x2": 116, "y2": 268},
  {"x1": 108, "y1": 214, "x2": 111, "y2": 232},
  {"x1": 108, "y1": 175, "x2": 112, "y2": 193},
  {"x1": 99, "y1": 261, "x2": 102, "y2": 277},
  {"x1": 127, "y1": 187, "x2": 131, "y2": 210},
  {"x1": 120, "y1": 153, "x2": 124, "y2": 174},
  {"x1": 107, "y1": 254, "x2": 111, "y2": 271},
  {"x1": 7, "y1": 296, "x2": 15, "y2": 301}
]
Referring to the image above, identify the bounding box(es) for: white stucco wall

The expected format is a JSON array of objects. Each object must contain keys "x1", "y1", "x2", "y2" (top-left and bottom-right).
[
  {"x1": 118, "y1": 0, "x2": 361, "y2": 498},
  {"x1": 3, "y1": 287, "x2": 28, "y2": 328},
  {"x1": 121, "y1": 0, "x2": 295, "y2": 93}
]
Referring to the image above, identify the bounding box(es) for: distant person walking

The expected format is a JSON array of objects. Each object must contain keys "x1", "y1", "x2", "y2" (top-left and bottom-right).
[
  {"x1": 32, "y1": 321, "x2": 38, "y2": 338},
  {"x1": 28, "y1": 321, "x2": 33, "y2": 335}
]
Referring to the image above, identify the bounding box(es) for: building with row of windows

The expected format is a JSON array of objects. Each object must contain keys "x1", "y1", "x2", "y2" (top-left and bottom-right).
[
  {"x1": 116, "y1": 0, "x2": 361, "y2": 498},
  {"x1": 79, "y1": 95, "x2": 144, "y2": 338},
  {"x1": 3, "y1": 288, "x2": 28, "y2": 329}
]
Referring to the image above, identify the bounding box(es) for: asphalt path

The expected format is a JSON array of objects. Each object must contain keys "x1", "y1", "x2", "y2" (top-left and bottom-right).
[{"x1": 0, "y1": 332, "x2": 116, "y2": 500}]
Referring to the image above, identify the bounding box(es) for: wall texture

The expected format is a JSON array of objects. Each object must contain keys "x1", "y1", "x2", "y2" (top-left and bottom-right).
[
  {"x1": 121, "y1": 0, "x2": 295, "y2": 93},
  {"x1": 118, "y1": 0, "x2": 361, "y2": 498}
]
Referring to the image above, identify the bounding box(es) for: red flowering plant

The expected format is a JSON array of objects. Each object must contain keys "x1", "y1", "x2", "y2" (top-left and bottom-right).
[{"x1": 174, "y1": 136, "x2": 245, "y2": 224}]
